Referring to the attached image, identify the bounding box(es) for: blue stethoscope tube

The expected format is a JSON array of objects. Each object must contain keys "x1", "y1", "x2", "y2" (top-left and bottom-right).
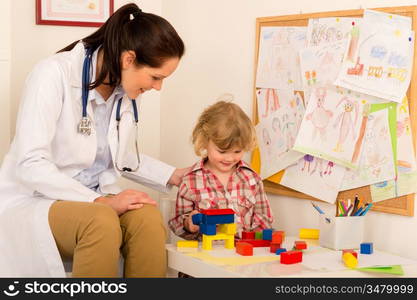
[{"x1": 78, "y1": 47, "x2": 140, "y2": 172}]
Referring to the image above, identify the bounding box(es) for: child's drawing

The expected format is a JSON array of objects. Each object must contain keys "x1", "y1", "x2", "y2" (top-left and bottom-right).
[
  {"x1": 306, "y1": 17, "x2": 361, "y2": 47},
  {"x1": 305, "y1": 87, "x2": 333, "y2": 142},
  {"x1": 256, "y1": 89, "x2": 305, "y2": 179},
  {"x1": 258, "y1": 88, "x2": 280, "y2": 118},
  {"x1": 335, "y1": 10, "x2": 414, "y2": 103},
  {"x1": 293, "y1": 87, "x2": 369, "y2": 169},
  {"x1": 299, "y1": 39, "x2": 348, "y2": 104},
  {"x1": 332, "y1": 96, "x2": 359, "y2": 152},
  {"x1": 341, "y1": 107, "x2": 396, "y2": 190},
  {"x1": 256, "y1": 27, "x2": 307, "y2": 90},
  {"x1": 281, "y1": 155, "x2": 345, "y2": 203},
  {"x1": 396, "y1": 96, "x2": 417, "y2": 174}
]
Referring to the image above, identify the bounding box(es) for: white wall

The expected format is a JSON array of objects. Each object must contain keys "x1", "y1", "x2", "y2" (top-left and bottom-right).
[
  {"x1": 7, "y1": 0, "x2": 163, "y2": 199},
  {"x1": 160, "y1": 0, "x2": 417, "y2": 259}
]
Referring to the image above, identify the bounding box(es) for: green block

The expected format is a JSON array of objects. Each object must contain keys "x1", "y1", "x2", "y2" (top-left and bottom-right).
[{"x1": 255, "y1": 231, "x2": 263, "y2": 240}]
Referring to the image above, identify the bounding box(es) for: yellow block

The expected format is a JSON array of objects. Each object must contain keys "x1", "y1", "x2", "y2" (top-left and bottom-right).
[
  {"x1": 299, "y1": 228, "x2": 320, "y2": 240},
  {"x1": 218, "y1": 223, "x2": 237, "y2": 235},
  {"x1": 343, "y1": 253, "x2": 358, "y2": 269},
  {"x1": 202, "y1": 233, "x2": 235, "y2": 250},
  {"x1": 177, "y1": 240, "x2": 198, "y2": 248}
]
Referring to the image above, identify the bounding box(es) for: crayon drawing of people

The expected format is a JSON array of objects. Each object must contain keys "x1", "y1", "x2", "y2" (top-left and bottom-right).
[
  {"x1": 333, "y1": 97, "x2": 358, "y2": 152},
  {"x1": 301, "y1": 154, "x2": 314, "y2": 173},
  {"x1": 305, "y1": 87, "x2": 333, "y2": 142}
]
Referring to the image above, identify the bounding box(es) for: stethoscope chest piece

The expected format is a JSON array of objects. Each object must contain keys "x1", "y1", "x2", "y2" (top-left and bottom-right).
[{"x1": 78, "y1": 116, "x2": 92, "y2": 136}]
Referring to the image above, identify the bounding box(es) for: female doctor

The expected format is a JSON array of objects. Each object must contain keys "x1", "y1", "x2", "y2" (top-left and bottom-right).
[{"x1": 0, "y1": 3, "x2": 188, "y2": 277}]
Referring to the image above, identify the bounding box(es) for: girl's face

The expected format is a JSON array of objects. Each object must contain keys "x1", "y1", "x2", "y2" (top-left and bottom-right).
[
  {"x1": 205, "y1": 140, "x2": 245, "y2": 174},
  {"x1": 121, "y1": 51, "x2": 179, "y2": 99}
]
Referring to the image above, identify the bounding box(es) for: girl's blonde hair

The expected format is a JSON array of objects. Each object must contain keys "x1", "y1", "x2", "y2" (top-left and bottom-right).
[{"x1": 192, "y1": 97, "x2": 257, "y2": 157}]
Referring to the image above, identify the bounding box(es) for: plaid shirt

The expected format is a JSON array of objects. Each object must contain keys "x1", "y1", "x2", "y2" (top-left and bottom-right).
[{"x1": 168, "y1": 159, "x2": 274, "y2": 239}]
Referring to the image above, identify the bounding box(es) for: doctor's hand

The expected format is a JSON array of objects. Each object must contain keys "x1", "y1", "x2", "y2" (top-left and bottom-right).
[
  {"x1": 94, "y1": 189, "x2": 157, "y2": 215},
  {"x1": 168, "y1": 166, "x2": 193, "y2": 187}
]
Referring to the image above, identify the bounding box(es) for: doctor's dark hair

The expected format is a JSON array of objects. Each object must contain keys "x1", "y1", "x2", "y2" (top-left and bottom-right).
[{"x1": 58, "y1": 3, "x2": 184, "y2": 89}]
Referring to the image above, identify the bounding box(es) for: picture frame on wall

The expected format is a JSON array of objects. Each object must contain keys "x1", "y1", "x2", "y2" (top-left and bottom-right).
[{"x1": 36, "y1": 0, "x2": 114, "y2": 27}]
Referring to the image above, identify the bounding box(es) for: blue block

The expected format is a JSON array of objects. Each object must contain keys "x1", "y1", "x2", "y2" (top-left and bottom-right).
[
  {"x1": 262, "y1": 229, "x2": 273, "y2": 241},
  {"x1": 202, "y1": 214, "x2": 234, "y2": 225},
  {"x1": 276, "y1": 248, "x2": 287, "y2": 255},
  {"x1": 200, "y1": 223, "x2": 216, "y2": 235},
  {"x1": 192, "y1": 213, "x2": 203, "y2": 225},
  {"x1": 360, "y1": 242, "x2": 373, "y2": 254}
]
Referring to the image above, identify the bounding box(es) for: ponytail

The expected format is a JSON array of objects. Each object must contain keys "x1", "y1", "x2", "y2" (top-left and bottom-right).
[{"x1": 58, "y1": 3, "x2": 184, "y2": 89}]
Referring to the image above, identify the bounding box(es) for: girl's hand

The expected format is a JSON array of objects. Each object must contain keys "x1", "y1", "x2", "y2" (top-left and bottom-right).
[{"x1": 184, "y1": 210, "x2": 200, "y2": 233}]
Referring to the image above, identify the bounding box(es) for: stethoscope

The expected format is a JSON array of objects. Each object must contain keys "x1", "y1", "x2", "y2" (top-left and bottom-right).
[{"x1": 77, "y1": 47, "x2": 141, "y2": 172}]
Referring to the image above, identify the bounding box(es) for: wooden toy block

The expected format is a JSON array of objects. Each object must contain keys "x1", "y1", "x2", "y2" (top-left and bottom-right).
[
  {"x1": 280, "y1": 250, "x2": 302, "y2": 264},
  {"x1": 218, "y1": 223, "x2": 237, "y2": 235},
  {"x1": 201, "y1": 208, "x2": 235, "y2": 215},
  {"x1": 299, "y1": 228, "x2": 319, "y2": 240},
  {"x1": 262, "y1": 229, "x2": 273, "y2": 240},
  {"x1": 239, "y1": 239, "x2": 271, "y2": 247},
  {"x1": 202, "y1": 233, "x2": 234, "y2": 250},
  {"x1": 255, "y1": 231, "x2": 263, "y2": 240},
  {"x1": 272, "y1": 231, "x2": 283, "y2": 244},
  {"x1": 294, "y1": 241, "x2": 307, "y2": 250},
  {"x1": 200, "y1": 223, "x2": 216, "y2": 235},
  {"x1": 192, "y1": 213, "x2": 203, "y2": 225},
  {"x1": 275, "y1": 230, "x2": 285, "y2": 240},
  {"x1": 270, "y1": 243, "x2": 281, "y2": 253},
  {"x1": 236, "y1": 242, "x2": 253, "y2": 256},
  {"x1": 276, "y1": 248, "x2": 287, "y2": 255},
  {"x1": 343, "y1": 252, "x2": 358, "y2": 268},
  {"x1": 242, "y1": 231, "x2": 255, "y2": 239},
  {"x1": 360, "y1": 242, "x2": 373, "y2": 254},
  {"x1": 342, "y1": 249, "x2": 358, "y2": 259},
  {"x1": 177, "y1": 240, "x2": 198, "y2": 248},
  {"x1": 202, "y1": 214, "x2": 234, "y2": 225}
]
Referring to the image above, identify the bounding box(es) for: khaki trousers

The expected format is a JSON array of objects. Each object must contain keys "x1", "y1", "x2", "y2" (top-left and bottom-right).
[{"x1": 48, "y1": 201, "x2": 167, "y2": 278}]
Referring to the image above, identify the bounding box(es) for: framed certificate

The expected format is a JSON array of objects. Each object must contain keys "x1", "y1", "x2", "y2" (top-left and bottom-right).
[{"x1": 36, "y1": 0, "x2": 114, "y2": 27}]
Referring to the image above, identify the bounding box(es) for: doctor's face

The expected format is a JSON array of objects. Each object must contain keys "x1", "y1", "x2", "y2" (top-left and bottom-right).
[{"x1": 121, "y1": 51, "x2": 180, "y2": 99}]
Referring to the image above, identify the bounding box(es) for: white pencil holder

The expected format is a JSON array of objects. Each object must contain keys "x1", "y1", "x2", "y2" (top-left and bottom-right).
[{"x1": 319, "y1": 215, "x2": 364, "y2": 250}]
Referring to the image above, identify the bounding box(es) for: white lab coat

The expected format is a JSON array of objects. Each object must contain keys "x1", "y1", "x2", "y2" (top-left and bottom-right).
[{"x1": 0, "y1": 43, "x2": 175, "y2": 277}]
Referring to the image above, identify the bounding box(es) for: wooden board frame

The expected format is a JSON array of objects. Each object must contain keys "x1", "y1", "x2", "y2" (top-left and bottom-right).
[{"x1": 252, "y1": 6, "x2": 417, "y2": 216}]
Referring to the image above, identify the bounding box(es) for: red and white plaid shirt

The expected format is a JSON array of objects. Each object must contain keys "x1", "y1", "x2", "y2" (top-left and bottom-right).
[{"x1": 168, "y1": 159, "x2": 274, "y2": 239}]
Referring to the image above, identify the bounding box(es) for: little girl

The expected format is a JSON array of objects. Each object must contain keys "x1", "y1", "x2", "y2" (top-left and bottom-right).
[{"x1": 168, "y1": 99, "x2": 274, "y2": 239}]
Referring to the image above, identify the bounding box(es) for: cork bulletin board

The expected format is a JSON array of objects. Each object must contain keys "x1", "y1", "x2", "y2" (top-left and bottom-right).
[{"x1": 252, "y1": 6, "x2": 417, "y2": 216}]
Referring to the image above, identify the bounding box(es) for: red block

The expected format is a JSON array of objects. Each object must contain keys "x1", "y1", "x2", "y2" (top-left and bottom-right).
[
  {"x1": 294, "y1": 241, "x2": 307, "y2": 250},
  {"x1": 236, "y1": 242, "x2": 253, "y2": 256},
  {"x1": 239, "y1": 239, "x2": 271, "y2": 247},
  {"x1": 272, "y1": 231, "x2": 283, "y2": 244},
  {"x1": 242, "y1": 231, "x2": 255, "y2": 239},
  {"x1": 270, "y1": 243, "x2": 281, "y2": 253},
  {"x1": 342, "y1": 249, "x2": 358, "y2": 259},
  {"x1": 280, "y1": 250, "x2": 302, "y2": 264},
  {"x1": 201, "y1": 208, "x2": 235, "y2": 215}
]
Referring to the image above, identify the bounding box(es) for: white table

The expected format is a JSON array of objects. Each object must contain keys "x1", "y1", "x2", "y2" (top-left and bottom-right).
[{"x1": 166, "y1": 237, "x2": 417, "y2": 278}]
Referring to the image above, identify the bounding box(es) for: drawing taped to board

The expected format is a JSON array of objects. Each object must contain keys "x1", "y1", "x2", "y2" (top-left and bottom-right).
[
  {"x1": 280, "y1": 155, "x2": 345, "y2": 203},
  {"x1": 255, "y1": 88, "x2": 305, "y2": 179},
  {"x1": 335, "y1": 9, "x2": 415, "y2": 103},
  {"x1": 341, "y1": 107, "x2": 396, "y2": 191},
  {"x1": 396, "y1": 96, "x2": 417, "y2": 174},
  {"x1": 293, "y1": 86, "x2": 377, "y2": 169},
  {"x1": 306, "y1": 17, "x2": 361, "y2": 47},
  {"x1": 256, "y1": 26, "x2": 307, "y2": 90},
  {"x1": 299, "y1": 39, "x2": 348, "y2": 104}
]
